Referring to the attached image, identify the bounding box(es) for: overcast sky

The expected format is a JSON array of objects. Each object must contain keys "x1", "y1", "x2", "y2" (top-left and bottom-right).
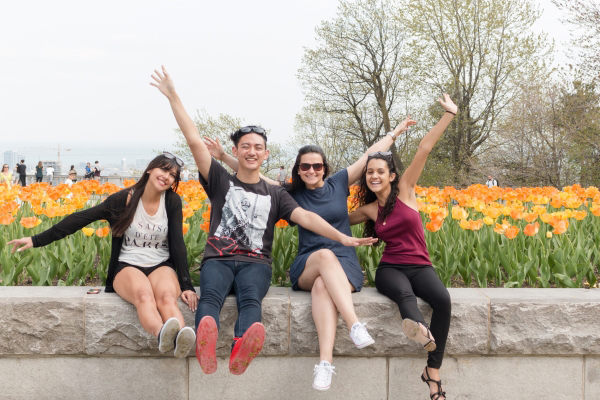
[{"x1": 1, "y1": 0, "x2": 571, "y2": 154}]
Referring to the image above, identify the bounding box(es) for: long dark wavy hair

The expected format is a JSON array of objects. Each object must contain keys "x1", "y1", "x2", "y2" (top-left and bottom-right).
[
  {"x1": 357, "y1": 154, "x2": 399, "y2": 245},
  {"x1": 111, "y1": 154, "x2": 182, "y2": 237},
  {"x1": 289, "y1": 145, "x2": 330, "y2": 193}
]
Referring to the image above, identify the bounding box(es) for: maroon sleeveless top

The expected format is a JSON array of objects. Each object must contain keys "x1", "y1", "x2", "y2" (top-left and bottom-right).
[{"x1": 375, "y1": 197, "x2": 431, "y2": 265}]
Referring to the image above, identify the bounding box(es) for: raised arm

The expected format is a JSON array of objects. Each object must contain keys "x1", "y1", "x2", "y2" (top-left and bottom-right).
[
  {"x1": 290, "y1": 208, "x2": 378, "y2": 246},
  {"x1": 346, "y1": 117, "x2": 417, "y2": 185},
  {"x1": 348, "y1": 202, "x2": 378, "y2": 225},
  {"x1": 399, "y1": 94, "x2": 457, "y2": 201},
  {"x1": 203, "y1": 137, "x2": 280, "y2": 186},
  {"x1": 150, "y1": 66, "x2": 212, "y2": 181}
]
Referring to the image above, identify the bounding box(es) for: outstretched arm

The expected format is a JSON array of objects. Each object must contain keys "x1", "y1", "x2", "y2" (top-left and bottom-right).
[
  {"x1": 203, "y1": 137, "x2": 280, "y2": 186},
  {"x1": 346, "y1": 117, "x2": 417, "y2": 185},
  {"x1": 400, "y1": 94, "x2": 457, "y2": 194},
  {"x1": 290, "y1": 208, "x2": 378, "y2": 246},
  {"x1": 150, "y1": 66, "x2": 212, "y2": 181}
]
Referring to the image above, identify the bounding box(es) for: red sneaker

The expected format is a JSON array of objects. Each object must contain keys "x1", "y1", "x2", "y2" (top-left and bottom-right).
[
  {"x1": 196, "y1": 316, "x2": 218, "y2": 374},
  {"x1": 229, "y1": 322, "x2": 265, "y2": 375}
]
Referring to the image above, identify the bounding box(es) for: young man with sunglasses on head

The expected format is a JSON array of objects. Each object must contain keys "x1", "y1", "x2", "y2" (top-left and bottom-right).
[{"x1": 151, "y1": 66, "x2": 377, "y2": 376}]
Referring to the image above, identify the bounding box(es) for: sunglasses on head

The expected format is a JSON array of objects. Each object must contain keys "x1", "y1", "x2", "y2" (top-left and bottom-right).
[
  {"x1": 163, "y1": 152, "x2": 184, "y2": 167},
  {"x1": 368, "y1": 151, "x2": 392, "y2": 158},
  {"x1": 299, "y1": 163, "x2": 324, "y2": 172},
  {"x1": 238, "y1": 126, "x2": 267, "y2": 135}
]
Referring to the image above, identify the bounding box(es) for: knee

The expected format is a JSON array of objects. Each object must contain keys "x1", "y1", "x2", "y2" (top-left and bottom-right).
[
  {"x1": 156, "y1": 291, "x2": 178, "y2": 308},
  {"x1": 135, "y1": 290, "x2": 156, "y2": 307},
  {"x1": 311, "y1": 276, "x2": 328, "y2": 297},
  {"x1": 432, "y1": 290, "x2": 452, "y2": 315},
  {"x1": 313, "y1": 249, "x2": 338, "y2": 268}
]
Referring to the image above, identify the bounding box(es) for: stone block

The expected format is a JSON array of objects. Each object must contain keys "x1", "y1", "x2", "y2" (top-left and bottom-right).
[
  {"x1": 84, "y1": 290, "x2": 196, "y2": 356},
  {"x1": 188, "y1": 356, "x2": 386, "y2": 400},
  {"x1": 0, "y1": 287, "x2": 85, "y2": 355},
  {"x1": 478, "y1": 288, "x2": 600, "y2": 354},
  {"x1": 0, "y1": 356, "x2": 187, "y2": 399},
  {"x1": 389, "y1": 356, "x2": 583, "y2": 400},
  {"x1": 586, "y1": 357, "x2": 600, "y2": 400},
  {"x1": 289, "y1": 288, "x2": 489, "y2": 356}
]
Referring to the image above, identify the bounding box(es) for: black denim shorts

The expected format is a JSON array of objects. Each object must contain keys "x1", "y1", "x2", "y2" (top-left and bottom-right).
[{"x1": 114, "y1": 259, "x2": 175, "y2": 278}]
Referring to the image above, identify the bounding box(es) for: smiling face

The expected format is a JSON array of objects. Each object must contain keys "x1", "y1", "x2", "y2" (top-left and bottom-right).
[
  {"x1": 147, "y1": 165, "x2": 177, "y2": 192},
  {"x1": 365, "y1": 158, "x2": 396, "y2": 194},
  {"x1": 298, "y1": 152, "x2": 325, "y2": 188},
  {"x1": 2, "y1": 164, "x2": 8, "y2": 173},
  {"x1": 232, "y1": 133, "x2": 269, "y2": 172}
]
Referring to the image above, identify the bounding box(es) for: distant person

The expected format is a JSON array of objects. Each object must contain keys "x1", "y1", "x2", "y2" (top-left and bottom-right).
[
  {"x1": 277, "y1": 165, "x2": 287, "y2": 186},
  {"x1": 35, "y1": 162, "x2": 43, "y2": 183},
  {"x1": 1, "y1": 164, "x2": 12, "y2": 189},
  {"x1": 12, "y1": 164, "x2": 19, "y2": 185},
  {"x1": 64, "y1": 171, "x2": 76, "y2": 187},
  {"x1": 46, "y1": 165, "x2": 54, "y2": 185},
  {"x1": 485, "y1": 175, "x2": 498, "y2": 188},
  {"x1": 94, "y1": 161, "x2": 103, "y2": 180},
  {"x1": 85, "y1": 162, "x2": 93, "y2": 179},
  {"x1": 17, "y1": 160, "x2": 27, "y2": 187},
  {"x1": 181, "y1": 166, "x2": 190, "y2": 182}
]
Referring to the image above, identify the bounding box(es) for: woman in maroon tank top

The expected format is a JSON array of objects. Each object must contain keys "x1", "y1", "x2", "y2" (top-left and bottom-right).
[{"x1": 349, "y1": 94, "x2": 457, "y2": 400}]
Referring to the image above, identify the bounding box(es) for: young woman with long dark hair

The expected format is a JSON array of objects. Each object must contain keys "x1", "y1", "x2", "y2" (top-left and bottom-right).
[
  {"x1": 349, "y1": 94, "x2": 457, "y2": 400},
  {"x1": 203, "y1": 117, "x2": 416, "y2": 390},
  {"x1": 8, "y1": 153, "x2": 199, "y2": 358}
]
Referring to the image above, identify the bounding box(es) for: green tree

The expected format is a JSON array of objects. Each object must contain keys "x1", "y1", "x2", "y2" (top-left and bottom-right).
[
  {"x1": 403, "y1": 0, "x2": 551, "y2": 185},
  {"x1": 297, "y1": 0, "x2": 413, "y2": 171}
]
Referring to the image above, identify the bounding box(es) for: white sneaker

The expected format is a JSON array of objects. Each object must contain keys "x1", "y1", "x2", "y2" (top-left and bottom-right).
[
  {"x1": 349, "y1": 322, "x2": 375, "y2": 349},
  {"x1": 158, "y1": 317, "x2": 180, "y2": 353},
  {"x1": 174, "y1": 326, "x2": 196, "y2": 358},
  {"x1": 313, "y1": 361, "x2": 336, "y2": 391}
]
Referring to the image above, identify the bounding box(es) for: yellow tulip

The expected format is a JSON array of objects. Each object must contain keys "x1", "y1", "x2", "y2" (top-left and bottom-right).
[{"x1": 82, "y1": 228, "x2": 95, "y2": 236}]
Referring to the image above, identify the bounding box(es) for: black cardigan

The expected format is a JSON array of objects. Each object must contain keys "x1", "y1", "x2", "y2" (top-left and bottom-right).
[{"x1": 32, "y1": 189, "x2": 195, "y2": 293}]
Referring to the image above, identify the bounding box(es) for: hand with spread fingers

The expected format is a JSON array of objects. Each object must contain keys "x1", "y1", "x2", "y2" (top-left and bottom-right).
[
  {"x1": 438, "y1": 93, "x2": 458, "y2": 115},
  {"x1": 203, "y1": 137, "x2": 226, "y2": 161},
  {"x1": 7, "y1": 237, "x2": 33, "y2": 253},
  {"x1": 150, "y1": 65, "x2": 177, "y2": 100}
]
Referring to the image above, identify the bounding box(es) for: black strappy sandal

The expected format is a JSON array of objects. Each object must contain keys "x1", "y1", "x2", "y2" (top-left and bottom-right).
[
  {"x1": 421, "y1": 367, "x2": 446, "y2": 400},
  {"x1": 402, "y1": 318, "x2": 437, "y2": 352}
]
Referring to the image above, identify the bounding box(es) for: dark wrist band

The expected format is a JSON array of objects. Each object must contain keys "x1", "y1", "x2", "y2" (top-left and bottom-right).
[{"x1": 446, "y1": 110, "x2": 456, "y2": 116}]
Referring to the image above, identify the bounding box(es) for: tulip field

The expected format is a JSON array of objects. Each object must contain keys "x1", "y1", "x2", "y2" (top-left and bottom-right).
[{"x1": 0, "y1": 180, "x2": 599, "y2": 288}]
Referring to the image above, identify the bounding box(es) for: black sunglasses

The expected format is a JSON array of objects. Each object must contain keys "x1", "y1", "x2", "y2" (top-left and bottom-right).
[
  {"x1": 299, "y1": 163, "x2": 324, "y2": 172},
  {"x1": 238, "y1": 126, "x2": 267, "y2": 135},
  {"x1": 368, "y1": 151, "x2": 392, "y2": 158},
  {"x1": 163, "y1": 152, "x2": 184, "y2": 167}
]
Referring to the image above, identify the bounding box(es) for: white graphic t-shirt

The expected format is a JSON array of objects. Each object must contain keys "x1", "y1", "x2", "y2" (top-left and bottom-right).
[
  {"x1": 118, "y1": 192, "x2": 170, "y2": 267},
  {"x1": 199, "y1": 159, "x2": 299, "y2": 266}
]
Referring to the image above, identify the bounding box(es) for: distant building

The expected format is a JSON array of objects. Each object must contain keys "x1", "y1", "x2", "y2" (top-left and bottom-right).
[
  {"x1": 4, "y1": 150, "x2": 18, "y2": 167},
  {"x1": 135, "y1": 158, "x2": 149, "y2": 169},
  {"x1": 121, "y1": 158, "x2": 127, "y2": 171},
  {"x1": 42, "y1": 161, "x2": 61, "y2": 175}
]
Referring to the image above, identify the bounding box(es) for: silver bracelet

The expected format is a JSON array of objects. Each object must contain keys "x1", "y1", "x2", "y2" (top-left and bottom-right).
[{"x1": 387, "y1": 131, "x2": 396, "y2": 140}]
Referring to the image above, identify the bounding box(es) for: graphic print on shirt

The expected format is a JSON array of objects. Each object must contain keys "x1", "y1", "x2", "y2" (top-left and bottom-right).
[
  {"x1": 210, "y1": 182, "x2": 271, "y2": 257},
  {"x1": 123, "y1": 222, "x2": 169, "y2": 250}
]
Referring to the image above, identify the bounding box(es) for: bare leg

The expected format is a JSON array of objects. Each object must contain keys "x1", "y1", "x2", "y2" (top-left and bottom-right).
[
  {"x1": 311, "y1": 276, "x2": 338, "y2": 363},
  {"x1": 148, "y1": 266, "x2": 184, "y2": 328},
  {"x1": 113, "y1": 267, "x2": 163, "y2": 337},
  {"x1": 298, "y1": 249, "x2": 358, "y2": 331}
]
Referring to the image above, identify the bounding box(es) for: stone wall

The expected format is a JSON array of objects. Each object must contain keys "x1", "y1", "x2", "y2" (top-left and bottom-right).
[{"x1": 0, "y1": 287, "x2": 598, "y2": 399}]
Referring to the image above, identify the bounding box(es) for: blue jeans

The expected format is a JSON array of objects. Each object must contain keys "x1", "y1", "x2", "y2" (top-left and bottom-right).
[{"x1": 195, "y1": 260, "x2": 272, "y2": 338}]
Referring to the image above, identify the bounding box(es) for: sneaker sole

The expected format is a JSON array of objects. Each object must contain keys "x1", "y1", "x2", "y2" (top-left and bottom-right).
[
  {"x1": 354, "y1": 338, "x2": 375, "y2": 349},
  {"x1": 402, "y1": 319, "x2": 436, "y2": 352},
  {"x1": 158, "y1": 318, "x2": 180, "y2": 353},
  {"x1": 229, "y1": 323, "x2": 265, "y2": 375},
  {"x1": 312, "y1": 383, "x2": 331, "y2": 391},
  {"x1": 196, "y1": 316, "x2": 218, "y2": 374},
  {"x1": 174, "y1": 327, "x2": 196, "y2": 359}
]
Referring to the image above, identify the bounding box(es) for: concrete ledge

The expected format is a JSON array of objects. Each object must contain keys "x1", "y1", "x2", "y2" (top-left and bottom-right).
[
  {"x1": 1, "y1": 287, "x2": 599, "y2": 356},
  {"x1": 0, "y1": 287, "x2": 598, "y2": 399}
]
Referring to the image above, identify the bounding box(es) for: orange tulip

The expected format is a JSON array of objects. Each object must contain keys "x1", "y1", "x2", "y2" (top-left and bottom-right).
[
  {"x1": 523, "y1": 212, "x2": 538, "y2": 223},
  {"x1": 182, "y1": 207, "x2": 194, "y2": 221},
  {"x1": 425, "y1": 219, "x2": 443, "y2": 232},
  {"x1": 0, "y1": 214, "x2": 15, "y2": 225},
  {"x1": 182, "y1": 223, "x2": 189, "y2": 235},
  {"x1": 509, "y1": 209, "x2": 523, "y2": 220},
  {"x1": 20, "y1": 217, "x2": 42, "y2": 229},
  {"x1": 200, "y1": 220, "x2": 210, "y2": 233},
  {"x1": 96, "y1": 226, "x2": 110, "y2": 237},
  {"x1": 552, "y1": 220, "x2": 569, "y2": 235},
  {"x1": 523, "y1": 222, "x2": 540, "y2": 237},
  {"x1": 573, "y1": 210, "x2": 586, "y2": 221},
  {"x1": 504, "y1": 226, "x2": 519, "y2": 239},
  {"x1": 275, "y1": 219, "x2": 289, "y2": 228},
  {"x1": 451, "y1": 206, "x2": 468, "y2": 220},
  {"x1": 591, "y1": 204, "x2": 600, "y2": 217}
]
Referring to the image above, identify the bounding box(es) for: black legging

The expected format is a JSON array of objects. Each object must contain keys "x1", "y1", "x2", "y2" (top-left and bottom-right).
[{"x1": 375, "y1": 264, "x2": 451, "y2": 369}]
